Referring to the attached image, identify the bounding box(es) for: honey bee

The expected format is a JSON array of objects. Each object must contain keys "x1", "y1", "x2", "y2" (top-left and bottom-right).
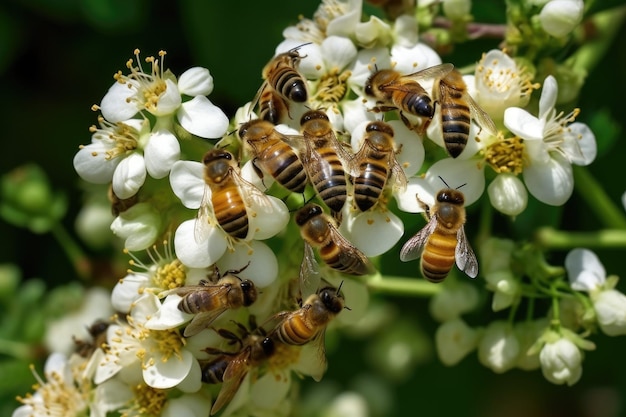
[
  {"x1": 252, "y1": 44, "x2": 309, "y2": 122},
  {"x1": 268, "y1": 283, "x2": 345, "y2": 379},
  {"x1": 433, "y1": 69, "x2": 496, "y2": 158},
  {"x1": 206, "y1": 329, "x2": 277, "y2": 415},
  {"x1": 295, "y1": 203, "x2": 373, "y2": 277},
  {"x1": 177, "y1": 263, "x2": 257, "y2": 337},
  {"x1": 108, "y1": 185, "x2": 138, "y2": 216},
  {"x1": 238, "y1": 119, "x2": 309, "y2": 194},
  {"x1": 74, "y1": 319, "x2": 110, "y2": 358},
  {"x1": 352, "y1": 121, "x2": 408, "y2": 212},
  {"x1": 399, "y1": 180, "x2": 478, "y2": 282},
  {"x1": 299, "y1": 109, "x2": 354, "y2": 215},
  {"x1": 198, "y1": 148, "x2": 271, "y2": 242},
  {"x1": 364, "y1": 63, "x2": 453, "y2": 133}
]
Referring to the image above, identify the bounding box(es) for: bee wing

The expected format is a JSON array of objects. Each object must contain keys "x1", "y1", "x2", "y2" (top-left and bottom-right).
[
  {"x1": 210, "y1": 350, "x2": 251, "y2": 415},
  {"x1": 455, "y1": 226, "x2": 479, "y2": 278},
  {"x1": 400, "y1": 215, "x2": 439, "y2": 262},
  {"x1": 304, "y1": 330, "x2": 329, "y2": 382},
  {"x1": 250, "y1": 81, "x2": 270, "y2": 116},
  {"x1": 403, "y1": 63, "x2": 454, "y2": 83},
  {"x1": 465, "y1": 93, "x2": 497, "y2": 136},
  {"x1": 183, "y1": 309, "x2": 229, "y2": 337},
  {"x1": 327, "y1": 226, "x2": 375, "y2": 275},
  {"x1": 231, "y1": 169, "x2": 273, "y2": 211},
  {"x1": 329, "y1": 134, "x2": 358, "y2": 177},
  {"x1": 388, "y1": 155, "x2": 408, "y2": 193},
  {"x1": 195, "y1": 186, "x2": 216, "y2": 243},
  {"x1": 300, "y1": 242, "x2": 322, "y2": 300}
]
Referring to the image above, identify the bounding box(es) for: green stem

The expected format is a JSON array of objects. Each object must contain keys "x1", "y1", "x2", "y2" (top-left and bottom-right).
[
  {"x1": 535, "y1": 227, "x2": 626, "y2": 250},
  {"x1": 0, "y1": 338, "x2": 36, "y2": 361},
  {"x1": 573, "y1": 166, "x2": 626, "y2": 229},
  {"x1": 362, "y1": 274, "x2": 442, "y2": 297},
  {"x1": 568, "y1": 5, "x2": 626, "y2": 76},
  {"x1": 50, "y1": 223, "x2": 91, "y2": 281}
]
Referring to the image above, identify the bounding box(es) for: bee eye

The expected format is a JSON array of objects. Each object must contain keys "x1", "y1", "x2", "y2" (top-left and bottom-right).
[{"x1": 364, "y1": 84, "x2": 373, "y2": 96}]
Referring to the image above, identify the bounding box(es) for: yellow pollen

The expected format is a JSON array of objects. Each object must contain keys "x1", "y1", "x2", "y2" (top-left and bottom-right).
[
  {"x1": 268, "y1": 343, "x2": 301, "y2": 371},
  {"x1": 484, "y1": 135, "x2": 525, "y2": 175},
  {"x1": 154, "y1": 259, "x2": 186, "y2": 290},
  {"x1": 119, "y1": 384, "x2": 168, "y2": 417},
  {"x1": 314, "y1": 68, "x2": 351, "y2": 102}
]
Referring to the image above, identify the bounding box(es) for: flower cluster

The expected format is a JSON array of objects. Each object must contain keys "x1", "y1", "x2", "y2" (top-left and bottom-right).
[{"x1": 13, "y1": 0, "x2": 626, "y2": 416}]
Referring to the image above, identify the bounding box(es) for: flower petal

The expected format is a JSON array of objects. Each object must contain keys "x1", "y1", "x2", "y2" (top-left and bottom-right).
[
  {"x1": 100, "y1": 81, "x2": 139, "y2": 122},
  {"x1": 488, "y1": 174, "x2": 528, "y2": 216},
  {"x1": 169, "y1": 160, "x2": 206, "y2": 209},
  {"x1": 73, "y1": 143, "x2": 120, "y2": 184},
  {"x1": 145, "y1": 294, "x2": 192, "y2": 330},
  {"x1": 112, "y1": 153, "x2": 146, "y2": 199},
  {"x1": 178, "y1": 96, "x2": 229, "y2": 139},
  {"x1": 178, "y1": 67, "x2": 214, "y2": 96},
  {"x1": 143, "y1": 349, "x2": 193, "y2": 389},
  {"x1": 174, "y1": 219, "x2": 228, "y2": 268},
  {"x1": 538, "y1": 76, "x2": 558, "y2": 120},
  {"x1": 426, "y1": 158, "x2": 485, "y2": 206},
  {"x1": 565, "y1": 248, "x2": 606, "y2": 291},
  {"x1": 249, "y1": 196, "x2": 290, "y2": 240},
  {"x1": 567, "y1": 123, "x2": 597, "y2": 166},
  {"x1": 216, "y1": 240, "x2": 278, "y2": 288},
  {"x1": 341, "y1": 210, "x2": 403, "y2": 257},
  {"x1": 150, "y1": 79, "x2": 182, "y2": 117},
  {"x1": 504, "y1": 107, "x2": 544, "y2": 141},
  {"x1": 144, "y1": 129, "x2": 181, "y2": 179},
  {"x1": 523, "y1": 152, "x2": 573, "y2": 206},
  {"x1": 321, "y1": 36, "x2": 358, "y2": 72}
]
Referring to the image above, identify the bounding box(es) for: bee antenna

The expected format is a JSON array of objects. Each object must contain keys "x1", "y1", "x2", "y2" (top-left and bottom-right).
[
  {"x1": 437, "y1": 175, "x2": 451, "y2": 189},
  {"x1": 336, "y1": 280, "x2": 345, "y2": 294},
  {"x1": 456, "y1": 183, "x2": 467, "y2": 190}
]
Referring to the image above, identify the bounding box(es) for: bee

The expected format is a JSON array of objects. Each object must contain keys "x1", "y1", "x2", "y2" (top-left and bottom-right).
[
  {"x1": 198, "y1": 148, "x2": 271, "y2": 242},
  {"x1": 108, "y1": 185, "x2": 138, "y2": 216},
  {"x1": 364, "y1": 63, "x2": 453, "y2": 133},
  {"x1": 433, "y1": 69, "x2": 496, "y2": 158},
  {"x1": 399, "y1": 180, "x2": 478, "y2": 282},
  {"x1": 268, "y1": 283, "x2": 346, "y2": 379},
  {"x1": 352, "y1": 121, "x2": 408, "y2": 212},
  {"x1": 206, "y1": 328, "x2": 277, "y2": 415},
  {"x1": 252, "y1": 44, "x2": 309, "y2": 122},
  {"x1": 177, "y1": 263, "x2": 257, "y2": 337},
  {"x1": 299, "y1": 109, "x2": 354, "y2": 215},
  {"x1": 295, "y1": 203, "x2": 373, "y2": 277},
  {"x1": 74, "y1": 319, "x2": 110, "y2": 358},
  {"x1": 238, "y1": 119, "x2": 309, "y2": 194}
]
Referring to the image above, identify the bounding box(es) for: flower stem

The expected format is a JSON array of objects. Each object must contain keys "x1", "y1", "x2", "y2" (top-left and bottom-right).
[
  {"x1": 0, "y1": 338, "x2": 36, "y2": 361},
  {"x1": 50, "y1": 223, "x2": 91, "y2": 281},
  {"x1": 363, "y1": 274, "x2": 442, "y2": 297},
  {"x1": 535, "y1": 227, "x2": 626, "y2": 249},
  {"x1": 573, "y1": 166, "x2": 626, "y2": 229}
]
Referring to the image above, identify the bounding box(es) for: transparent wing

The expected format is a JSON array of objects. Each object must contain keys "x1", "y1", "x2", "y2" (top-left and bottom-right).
[
  {"x1": 466, "y1": 93, "x2": 497, "y2": 135},
  {"x1": 455, "y1": 226, "x2": 478, "y2": 278},
  {"x1": 250, "y1": 81, "x2": 270, "y2": 117},
  {"x1": 327, "y1": 227, "x2": 375, "y2": 275},
  {"x1": 299, "y1": 242, "x2": 322, "y2": 301},
  {"x1": 329, "y1": 133, "x2": 358, "y2": 177},
  {"x1": 399, "y1": 216, "x2": 439, "y2": 262},
  {"x1": 303, "y1": 330, "x2": 329, "y2": 382},
  {"x1": 403, "y1": 63, "x2": 454, "y2": 83},
  {"x1": 183, "y1": 309, "x2": 229, "y2": 337},
  {"x1": 231, "y1": 169, "x2": 273, "y2": 211},
  {"x1": 388, "y1": 155, "x2": 408, "y2": 193},
  {"x1": 210, "y1": 351, "x2": 250, "y2": 415},
  {"x1": 194, "y1": 185, "x2": 216, "y2": 244}
]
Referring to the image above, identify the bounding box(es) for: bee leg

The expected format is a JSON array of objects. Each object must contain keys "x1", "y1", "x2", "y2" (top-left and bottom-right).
[
  {"x1": 223, "y1": 261, "x2": 252, "y2": 277},
  {"x1": 416, "y1": 193, "x2": 431, "y2": 220},
  {"x1": 251, "y1": 159, "x2": 268, "y2": 190}
]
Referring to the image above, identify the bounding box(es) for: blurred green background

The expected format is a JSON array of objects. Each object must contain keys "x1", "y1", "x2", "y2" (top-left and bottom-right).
[{"x1": 1, "y1": 0, "x2": 626, "y2": 416}]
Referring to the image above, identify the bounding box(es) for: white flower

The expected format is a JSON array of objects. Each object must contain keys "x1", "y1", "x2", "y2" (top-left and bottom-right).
[
  {"x1": 100, "y1": 50, "x2": 228, "y2": 139},
  {"x1": 44, "y1": 287, "x2": 114, "y2": 355},
  {"x1": 435, "y1": 318, "x2": 479, "y2": 366},
  {"x1": 539, "y1": 336, "x2": 582, "y2": 385},
  {"x1": 395, "y1": 157, "x2": 485, "y2": 213},
  {"x1": 566, "y1": 248, "x2": 626, "y2": 336},
  {"x1": 484, "y1": 270, "x2": 520, "y2": 312},
  {"x1": 442, "y1": 0, "x2": 472, "y2": 20},
  {"x1": 95, "y1": 294, "x2": 201, "y2": 391},
  {"x1": 281, "y1": 0, "x2": 362, "y2": 44},
  {"x1": 474, "y1": 49, "x2": 538, "y2": 121},
  {"x1": 539, "y1": 0, "x2": 584, "y2": 38},
  {"x1": 514, "y1": 319, "x2": 548, "y2": 371},
  {"x1": 504, "y1": 75, "x2": 597, "y2": 205},
  {"x1": 429, "y1": 281, "x2": 479, "y2": 322},
  {"x1": 110, "y1": 202, "x2": 162, "y2": 251},
  {"x1": 13, "y1": 353, "x2": 90, "y2": 417},
  {"x1": 487, "y1": 172, "x2": 528, "y2": 216},
  {"x1": 478, "y1": 321, "x2": 519, "y2": 373}
]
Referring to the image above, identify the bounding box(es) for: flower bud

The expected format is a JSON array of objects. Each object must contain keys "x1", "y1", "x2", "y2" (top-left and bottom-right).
[
  {"x1": 539, "y1": 0, "x2": 584, "y2": 38},
  {"x1": 478, "y1": 321, "x2": 519, "y2": 373},
  {"x1": 539, "y1": 337, "x2": 582, "y2": 385},
  {"x1": 110, "y1": 202, "x2": 161, "y2": 251},
  {"x1": 591, "y1": 289, "x2": 626, "y2": 336},
  {"x1": 435, "y1": 318, "x2": 479, "y2": 366}
]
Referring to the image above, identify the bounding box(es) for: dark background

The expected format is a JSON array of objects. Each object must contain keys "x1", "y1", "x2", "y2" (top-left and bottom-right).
[{"x1": 1, "y1": 0, "x2": 626, "y2": 416}]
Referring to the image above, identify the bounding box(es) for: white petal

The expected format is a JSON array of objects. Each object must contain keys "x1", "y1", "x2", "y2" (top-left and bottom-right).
[
  {"x1": 539, "y1": 0, "x2": 584, "y2": 38},
  {"x1": 73, "y1": 143, "x2": 120, "y2": 184},
  {"x1": 177, "y1": 96, "x2": 229, "y2": 139},
  {"x1": 488, "y1": 174, "x2": 528, "y2": 216},
  {"x1": 111, "y1": 273, "x2": 148, "y2": 313},
  {"x1": 395, "y1": 177, "x2": 434, "y2": 213},
  {"x1": 241, "y1": 159, "x2": 273, "y2": 191},
  {"x1": 326, "y1": 1, "x2": 361, "y2": 38},
  {"x1": 321, "y1": 36, "x2": 358, "y2": 71},
  {"x1": 538, "y1": 76, "x2": 558, "y2": 120},
  {"x1": 100, "y1": 81, "x2": 139, "y2": 122},
  {"x1": 112, "y1": 153, "x2": 146, "y2": 199},
  {"x1": 567, "y1": 123, "x2": 597, "y2": 166},
  {"x1": 592, "y1": 289, "x2": 626, "y2": 336},
  {"x1": 393, "y1": 15, "x2": 419, "y2": 46},
  {"x1": 174, "y1": 220, "x2": 228, "y2": 268},
  {"x1": 342, "y1": 210, "x2": 403, "y2": 257},
  {"x1": 249, "y1": 196, "x2": 290, "y2": 240},
  {"x1": 504, "y1": 107, "x2": 545, "y2": 141},
  {"x1": 145, "y1": 294, "x2": 192, "y2": 330},
  {"x1": 390, "y1": 43, "x2": 442, "y2": 75},
  {"x1": 150, "y1": 79, "x2": 182, "y2": 117},
  {"x1": 388, "y1": 120, "x2": 425, "y2": 176},
  {"x1": 216, "y1": 240, "x2": 278, "y2": 288},
  {"x1": 355, "y1": 16, "x2": 392, "y2": 48},
  {"x1": 130, "y1": 292, "x2": 161, "y2": 322},
  {"x1": 342, "y1": 98, "x2": 376, "y2": 133},
  {"x1": 144, "y1": 129, "x2": 181, "y2": 179},
  {"x1": 110, "y1": 203, "x2": 161, "y2": 251},
  {"x1": 175, "y1": 360, "x2": 203, "y2": 394},
  {"x1": 435, "y1": 318, "x2": 478, "y2": 366},
  {"x1": 169, "y1": 160, "x2": 206, "y2": 209},
  {"x1": 178, "y1": 67, "x2": 214, "y2": 96},
  {"x1": 523, "y1": 153, "x2": 573, "y2": 206},
  {"x1": 565, "y1": 248, "x2": 606, "y2": 291},
  {"x1": 250, "y1": 371, "x2": 291, "y2": 409},
  {"x1": 143, "y1": 349, "x2": 193, "y2": 389},
  {"x1": 426, "y1": 158, "x2": 485, "y2": 206},
  {"x1": 350, "y1": 47, "x2": 391, "y2": 87}
]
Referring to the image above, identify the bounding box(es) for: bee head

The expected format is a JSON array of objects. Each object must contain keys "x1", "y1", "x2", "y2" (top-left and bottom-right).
[
  {"x1": 295, "y1": 203, "x2": 323, "y2": 226},
  {"x1": 300, "y1": 110, "x2": 329, "y2": 126},
  {"x1": 240, "y1": 280, "x2": 258, "y2": 306},
  {"x1": 437, "y1": 189, "x2": 465, "y2": 205},
  {"x1": 318, "y1": 283, "x2": 345, "y2": 314}
]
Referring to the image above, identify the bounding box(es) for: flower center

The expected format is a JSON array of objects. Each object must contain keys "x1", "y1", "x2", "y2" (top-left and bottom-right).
[
  {"x1": 113, "y1": 49, "x2": 169, "y2": 113},
  {"x1": 314, "y1": 0, "x2": 350, "y2": 33},
  {"x1": 133, "y1": 326, "x2": 186, "y2": 364},
  {"x1": 17, "y1": 364, "x2": 88, "y2": 417},
  {"x1": 268, "y1": 343, "x2": 301, "y2": 373},
  {"x1": 88, "y1": 116, "x2": 139, "y2": 160},
  {"x1": 120, "y1": 384, "x2": 168, "y2": 417},
  {"x1": 154, "y1": 259, "x2": 186, "y2": 290},
  {"x1": 543, "y1": 108, "x2": 581, "y2": 152},
  {"x1": 314, "y1": 68, "x2": 352, "y2": 102},
  {"x1": 476, "y1": 54, "x2": 539, "y2": 100},
  {"x1": 484, "y1": 136, "x2": 525, "y2": 175}
]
